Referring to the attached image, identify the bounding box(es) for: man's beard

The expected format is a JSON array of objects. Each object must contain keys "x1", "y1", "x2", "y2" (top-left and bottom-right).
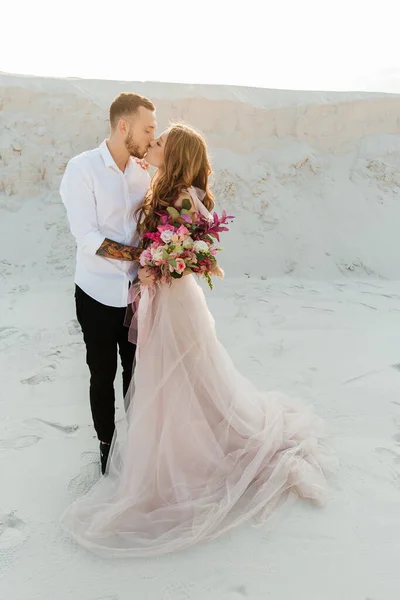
[{"x1": 125, "y1": 131, "x2": 145, "y2": 159}]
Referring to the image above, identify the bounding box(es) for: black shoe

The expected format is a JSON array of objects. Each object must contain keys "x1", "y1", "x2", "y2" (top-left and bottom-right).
[{"x1": 100, "y1": 441, "x2": 111, "y2": 475}]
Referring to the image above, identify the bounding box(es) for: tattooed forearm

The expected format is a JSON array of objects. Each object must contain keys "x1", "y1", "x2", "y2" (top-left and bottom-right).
[{"x1": 96, "y1": 239, "x2": 142, "y2": 261}]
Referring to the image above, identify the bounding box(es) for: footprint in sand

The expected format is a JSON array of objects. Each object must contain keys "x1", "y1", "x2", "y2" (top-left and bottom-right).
[
  {"x1": 0, "y1": 327, "x2": 26, "y2": 350},
  {"x1": 0, "y1": 512, "x2": 28, "y2": 574},
  {"x1": 68, "y1": 319, "x2": 81, "y2": 336},
  {"x1": 270, "y1": 314, "x2": 286, "y2": 326},
  {"x1": 20, "y1": 363, "x2": 57, "y2": 385},
  {"x1": 229, "y1": 585, "x2": 249, "y2": 598},
  {"x1": 39, "y1": 347, "x2": 62, "y2": 360},
  {"x1": 375, "y1": 447, "x2": 400, "y2": 464},
  {"x1": 7, "y1": 284, "x2": 30, "y2": 295},
  {"x1": 39, "y1": 341, "x2": 82, "y2": 363},
  {"x1": 0, "y1": 327, "x2": 19, "y2": 340},
  {"x1": 161, "y1": 582, "x2": 195, "y2": 600},
  {"x1": 67, "y1": 452, "x2": 101, "y2": 500},
  {"x1": 26, "y1": 418, "x2": 79, "y2": 435},
  {"x1": 0, "y1": 435, "x2": 41, "y2": 450}
]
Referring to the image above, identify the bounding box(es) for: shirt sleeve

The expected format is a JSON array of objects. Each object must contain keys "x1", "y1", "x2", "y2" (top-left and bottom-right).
[{"x1": 60, "y1": 159, "x2": 106, "y2": 254}]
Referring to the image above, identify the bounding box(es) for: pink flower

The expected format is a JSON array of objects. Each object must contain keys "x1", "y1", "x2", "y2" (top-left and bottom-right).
[
  {"x1": 139, "y1": 249, "x2": 152, "y2": 266},
  {"x1": 143, "y1": 232, "x2": 161, "y2": 243},
  {"x1": 175, "y1": 258, "x2": 186, "y2": 274},
  {"x1": 176, "y1": 225, "x2": 189, "y2": 238}
]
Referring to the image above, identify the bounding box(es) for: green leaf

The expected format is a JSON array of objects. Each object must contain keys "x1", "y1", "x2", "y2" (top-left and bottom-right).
[
  {"x1": 204, "y1": 273, "x2": 213, "y2": 290},
  {"x1": 167, "y1": 207, "x2": 180, "y2": 219},
  {"x1": 170, "y1": 271, "x2": 182, "y2": 279},
  {"x1": 168, "y1": 258, "x2": 177, "y2": 267},
  {"x1": 181, "y1": 198, "x2": 192, "y2": 211},
  {"x1": 162, "y1": 249, "x2": 169, "y2": 260}
]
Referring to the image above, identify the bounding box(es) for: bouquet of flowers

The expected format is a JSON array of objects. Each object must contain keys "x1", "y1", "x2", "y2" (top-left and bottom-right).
[{"x1": 139, "y1": 199, "x2": 234, "y2": 289}]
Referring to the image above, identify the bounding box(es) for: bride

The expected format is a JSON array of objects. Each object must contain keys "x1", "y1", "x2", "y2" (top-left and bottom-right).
[{"x1": 61, "y1": 123, "x2": 335, "y2": 557}]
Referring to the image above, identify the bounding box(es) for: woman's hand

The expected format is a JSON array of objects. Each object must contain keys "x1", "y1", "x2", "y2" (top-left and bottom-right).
[{"x1": 138, "y1": 266, "x2": 155, "y2": 286}]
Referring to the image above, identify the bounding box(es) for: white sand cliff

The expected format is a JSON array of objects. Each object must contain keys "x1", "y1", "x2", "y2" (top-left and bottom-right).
[{"x1": 1, "y1": 72, "x2": 400, "y2": 599}]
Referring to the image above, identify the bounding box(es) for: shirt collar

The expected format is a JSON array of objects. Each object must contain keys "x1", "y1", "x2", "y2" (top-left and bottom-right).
[{"x1": 99, "y1": 139, "x2": 120, "y2": 170}]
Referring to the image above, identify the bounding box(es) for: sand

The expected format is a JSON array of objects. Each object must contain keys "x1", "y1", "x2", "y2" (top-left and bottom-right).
[{"x1": 1, "y1": 72, "x2": 400, "y2": 599}]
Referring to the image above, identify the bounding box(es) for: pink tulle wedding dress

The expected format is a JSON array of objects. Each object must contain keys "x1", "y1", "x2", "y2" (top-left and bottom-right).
[{"x1": 61, "y1": 187, "x2": 335, "y2": 557}]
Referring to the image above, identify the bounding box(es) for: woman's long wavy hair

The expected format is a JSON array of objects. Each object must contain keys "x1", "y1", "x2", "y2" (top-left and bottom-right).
[{"x1": 135, "y1": 124, "x2": 214, "y2": 246}]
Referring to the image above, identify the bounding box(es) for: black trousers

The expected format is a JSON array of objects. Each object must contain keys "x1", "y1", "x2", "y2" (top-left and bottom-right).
[{"x1": 75, "y1": 285, "x2": 136, "y2": 443}]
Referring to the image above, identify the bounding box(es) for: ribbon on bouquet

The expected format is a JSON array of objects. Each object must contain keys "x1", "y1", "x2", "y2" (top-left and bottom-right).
[
  {"x1": 124, "y1": 282, "x2": 141, "y2": 345},
  {"x1": 124, "y1": 281, "x2": 156, "y2": 347}
]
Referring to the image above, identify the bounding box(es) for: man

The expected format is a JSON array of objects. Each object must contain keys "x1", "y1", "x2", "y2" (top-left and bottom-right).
[{"x1": 60, "y1": 92, "x2": 156, "y2": 473}]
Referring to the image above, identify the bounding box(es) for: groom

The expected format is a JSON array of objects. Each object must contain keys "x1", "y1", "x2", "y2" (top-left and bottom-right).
[{"x1": 60, "y1": 92, "x2": 156, "y2": 473}]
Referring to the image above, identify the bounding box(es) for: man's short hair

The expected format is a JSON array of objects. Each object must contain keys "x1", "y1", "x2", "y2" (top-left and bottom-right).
[{"x1": 109, "y1": 93, "x2": 155, "y2": 129}]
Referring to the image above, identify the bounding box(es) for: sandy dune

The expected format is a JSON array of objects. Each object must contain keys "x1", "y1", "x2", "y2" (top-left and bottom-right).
[{"x1": 1, "y1": 73, "x2": 400, "y2": 599}]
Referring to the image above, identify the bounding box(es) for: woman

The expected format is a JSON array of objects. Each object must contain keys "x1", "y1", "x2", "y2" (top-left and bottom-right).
[{"x1": 61, "y1": 124, "x2": 335, "y2": 557}]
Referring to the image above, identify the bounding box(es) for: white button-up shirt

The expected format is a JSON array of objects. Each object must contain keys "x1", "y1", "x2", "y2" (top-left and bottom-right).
[{"x1": 60, "y1": 140, "x2": 149, "y2": 307}]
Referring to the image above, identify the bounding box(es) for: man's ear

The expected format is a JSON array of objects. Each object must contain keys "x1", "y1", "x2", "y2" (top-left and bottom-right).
[{"x1": 118, "y1": 118, "x2": 128, "y2": 135}]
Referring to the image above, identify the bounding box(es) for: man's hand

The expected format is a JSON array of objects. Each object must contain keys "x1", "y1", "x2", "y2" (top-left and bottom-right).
[{"x1": 96, "y1": 239, "x2": 142, "y2": 261}]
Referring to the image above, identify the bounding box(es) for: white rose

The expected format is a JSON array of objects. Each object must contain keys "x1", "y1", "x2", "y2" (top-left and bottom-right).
[
  {"x1": 151, "y1": 248, "x2": 165, "y2": 262},
  {"x1": 182, "y1": 236, "x2": 194, "y2": 248},
  {"x1": 160, "y1": 230, "x2": 174, "y2": 243},
  {"x1": 193, "y1": 240, "x2": 209, "y2": 253}
]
